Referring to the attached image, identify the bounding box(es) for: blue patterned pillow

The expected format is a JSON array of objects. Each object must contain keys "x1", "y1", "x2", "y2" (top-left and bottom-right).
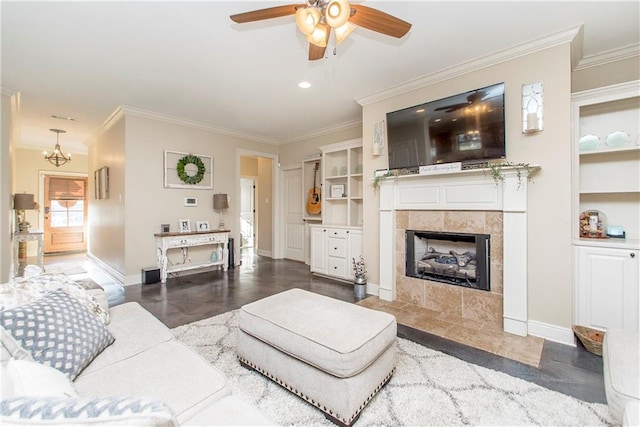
[
  {"x1": 0, "y1": 396, "x2": 177, "y2": 426},
  {"x1": 0, "y1": 290, "x2": 114, "y2": 380}
]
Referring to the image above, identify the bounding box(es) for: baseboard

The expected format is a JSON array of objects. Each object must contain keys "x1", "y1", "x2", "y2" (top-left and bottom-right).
[
  {"x1": 86, "y1": 253, "x2": 125, "y2": 285},
  {"x1": 257, "y1": 249, "x2": 272, "y2": 258},
  {"x1": 528, "y1": 320, "x2": 576, "y2": 346},
  {"x1": 366, "y1": 282, "x2": 379, "y2": 297}
]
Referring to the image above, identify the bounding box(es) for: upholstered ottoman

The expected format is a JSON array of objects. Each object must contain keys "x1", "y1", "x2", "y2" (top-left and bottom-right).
[
  {"x1": 237, "y1": 288, "x2": 397, "y2": 426},
  {"x1": 603, "y1": 328, "x2": 639, "y2": 423}
]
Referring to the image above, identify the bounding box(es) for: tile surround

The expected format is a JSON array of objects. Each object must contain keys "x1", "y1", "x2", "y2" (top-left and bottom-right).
[{"x1": 397, "y1": 210, "x2": 504, "y2": 330}]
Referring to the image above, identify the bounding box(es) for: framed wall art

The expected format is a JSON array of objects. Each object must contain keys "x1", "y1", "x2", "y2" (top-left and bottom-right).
[
  {"x1": 178, "y1": 219, "x2": 191, "y2": 233},
  {"x1": 94, "y1": 166, "x2": 110, "y2": 200},
  {"x1": 164, "y1": 150, "x2": 213, "y2": 189}
]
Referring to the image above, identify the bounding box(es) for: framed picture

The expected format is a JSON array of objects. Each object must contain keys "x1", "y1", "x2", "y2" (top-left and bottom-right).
[
  {"x1": 161, "y1": 224, "x2": 170, "y2": 233},
  {"x1": 94, "y1": 166, "x2": 110, "y2": 200},
  {"x1": 178, "y1": 219, "x2": 191, "y2": 233},
  {"x1": 184, "y1": 197, "x2": 198, "y2": 207},
  {"x1": 164, "y1": 150, "x2": 213, "y2": 189},
  {"x1": 330, "y1": 184, "x2": 345, "y2": 198},
  {"x1": 196, "y1": 221, "x2": 210, "y2": 232}
]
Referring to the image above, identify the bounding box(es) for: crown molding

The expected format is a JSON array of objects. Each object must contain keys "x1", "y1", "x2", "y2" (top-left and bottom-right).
[
  {"x1": 119, "y1": 105, "x2": 280, "y2": 145},
  {"x1": 356, "y1": 25, "x2": 583, "y2": 107},
  {"x1": 279, "y1": 119, "x2": 362, "y2": 145},
  {"x1": 574, "y1": 43, "x2": 640, "y2": 71}
]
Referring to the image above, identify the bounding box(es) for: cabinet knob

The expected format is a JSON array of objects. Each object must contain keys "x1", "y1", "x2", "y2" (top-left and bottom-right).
[{"x1": 631, "y1": 253, "x2": 636, "y2": 258}]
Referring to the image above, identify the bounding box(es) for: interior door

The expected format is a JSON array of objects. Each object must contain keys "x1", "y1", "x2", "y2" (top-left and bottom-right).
[
  {"x1": 283, "y1": 167, "x2": 305, "y2": 262},
  {"x1": 44, "y1": 176, "x2": 88, "y2": 253},
  {"x1": 240, "y1": 178, "x2": 255, "y2": 248}
]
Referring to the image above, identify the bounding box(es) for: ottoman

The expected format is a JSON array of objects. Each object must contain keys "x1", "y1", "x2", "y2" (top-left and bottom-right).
[
  {"x1": 603, "y1": 328, "x2": 639, "y2": 423},
  {"x1": 237, "y1": 288, "x2": 397, "y2": 426}
]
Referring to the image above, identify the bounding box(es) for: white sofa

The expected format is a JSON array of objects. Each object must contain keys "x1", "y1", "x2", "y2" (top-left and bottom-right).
[{"x1": 0, "y1": 275, "x2": 272, "y2": 426}]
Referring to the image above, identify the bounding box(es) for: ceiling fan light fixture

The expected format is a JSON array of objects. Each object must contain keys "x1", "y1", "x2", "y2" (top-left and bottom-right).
[
  {"x1": 324, "y1": 0, "x2": 350, "y2": 28},
  {"x1": 334, "y1": 21, "x2": 355, "y2": 44},
  {"x1": 295, "y1": 6, "x2": 321, "y2": 36},
  {"x1": 306, "y1": 22, "x2": 330, "y2": 47}
]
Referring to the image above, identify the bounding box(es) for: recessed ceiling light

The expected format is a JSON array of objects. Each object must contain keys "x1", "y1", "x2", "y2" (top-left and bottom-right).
[
  {"x1": 51, "y1": 114, "x2": 75, "y2": 121},
  {"x1": 298, "y1": 81, "x2": 311, "y2": 89}
]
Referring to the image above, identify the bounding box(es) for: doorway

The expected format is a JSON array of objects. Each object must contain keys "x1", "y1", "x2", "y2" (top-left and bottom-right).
[{"x1": 42, "y1": 175, "x2": 88, "y2": 254}]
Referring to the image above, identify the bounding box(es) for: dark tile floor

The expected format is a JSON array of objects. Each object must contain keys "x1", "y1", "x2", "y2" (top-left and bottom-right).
[
  {"x1": 29, "y1": 250, "x2": 604, "y2": 405},
  {"x1": 116, "y1": 250, "x2": 606, "y2": 404}
]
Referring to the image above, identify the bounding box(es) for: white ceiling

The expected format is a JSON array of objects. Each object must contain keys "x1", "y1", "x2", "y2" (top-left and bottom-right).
[{"x1": 2, "y1": 1, "x2": 639, "y2": 154}]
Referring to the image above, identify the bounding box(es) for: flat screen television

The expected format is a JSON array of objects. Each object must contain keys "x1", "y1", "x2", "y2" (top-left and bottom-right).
[{"x1": 385, "y1": 82, "x2": 506, "y2": 170}]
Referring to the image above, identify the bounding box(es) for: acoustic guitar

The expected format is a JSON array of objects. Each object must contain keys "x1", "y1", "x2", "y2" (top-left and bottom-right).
[{"x1": 306, "y1": 162, "x2": 321, "y2": 215}]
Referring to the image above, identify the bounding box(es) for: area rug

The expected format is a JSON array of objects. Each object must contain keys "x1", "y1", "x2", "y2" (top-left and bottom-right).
[{"x1": 173, "y1": 311, "x2": 616, "y2": 426}]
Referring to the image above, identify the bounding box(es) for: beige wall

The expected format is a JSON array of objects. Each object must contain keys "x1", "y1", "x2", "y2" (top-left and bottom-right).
[
  {"x1": 256, "y1": 157, "x2": 273, "y2": 255},
  {"x1": 278, "y1": 126, "x2": 362, "y2": 168},
  {"x1": 572, "y1": 56, "x2": 640, "y2": 92},
  {"x1": 361, "y1": 44, "x2": 574, "y2": 330},
  {"x1": 88, "y1": 117, "x2": 126, "y2": 274},
  {"x1": 88, "y1": 111, "x2": 278, "y2": 283},
  {"x1": 240, "y1": 156, "x2": 258, "y2": 176}
]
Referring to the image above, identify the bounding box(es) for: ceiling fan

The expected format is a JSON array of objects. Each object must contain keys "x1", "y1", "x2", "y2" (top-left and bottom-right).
[{"x1": 230, "y1": 0, "x2": 411, "y2": 61}]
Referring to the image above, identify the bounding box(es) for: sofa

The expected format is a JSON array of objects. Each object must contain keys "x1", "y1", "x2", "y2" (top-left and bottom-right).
[{"x1": 0, "y1": 273, "x2": 272, "y2": 426}]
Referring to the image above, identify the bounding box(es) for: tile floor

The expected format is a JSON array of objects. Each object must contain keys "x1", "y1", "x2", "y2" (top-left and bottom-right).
[{"x1": 358, "y1": 296, "x2": 545, "y2": 367}]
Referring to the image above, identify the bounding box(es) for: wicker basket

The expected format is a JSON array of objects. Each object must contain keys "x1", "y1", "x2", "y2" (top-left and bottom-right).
[{"x1": 573, "y1": 325, "x2": 605, "y2": 356}]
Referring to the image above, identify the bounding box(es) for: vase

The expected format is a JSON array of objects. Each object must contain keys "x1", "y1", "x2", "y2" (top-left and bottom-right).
[{"x1": 354, "y1": 275, "x2": 367, "y2": 299}]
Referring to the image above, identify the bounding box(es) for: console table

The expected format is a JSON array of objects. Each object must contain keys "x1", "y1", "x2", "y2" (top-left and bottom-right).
[
  {"x1": 13, "y1": 230, "x2": 44, "y2": 278},
  {"x1": 154, "y1": 230, "x2": 229, "y2": 283}
]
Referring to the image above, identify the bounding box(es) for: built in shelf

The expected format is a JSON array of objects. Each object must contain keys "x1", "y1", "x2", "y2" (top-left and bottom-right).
[
  {"x1": 579, "y1": 145, "x2": 640, "y2": 156},
  {"x1": 573, "y1": 237, "x2": 640, "y2": 250}
]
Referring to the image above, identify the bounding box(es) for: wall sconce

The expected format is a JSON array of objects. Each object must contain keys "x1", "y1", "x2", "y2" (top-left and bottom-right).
[
  {"x1": 213, "y1": 193, "x2": 229, "y2": 230},
  {"x1": 522, "y1": 81, "x2": 543, "y2": 133},
  {"x1": 13, "y1": 193, "x2": 37, "y2": 233},
  {"x1": 373, "y1": 120, "x2": 385, "y2": 156}
]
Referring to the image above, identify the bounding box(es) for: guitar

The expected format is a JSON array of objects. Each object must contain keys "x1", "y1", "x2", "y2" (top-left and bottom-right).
[{"x1": 306, "y1": 162, "x2": 321, "y2": 215}]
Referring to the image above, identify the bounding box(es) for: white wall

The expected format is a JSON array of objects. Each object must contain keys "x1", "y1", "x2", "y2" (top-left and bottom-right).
[
  {"x1": 0, "y1": 90, "x2": 14, "y2": 282},
  {"x1": 361, "y1": 44, "x2": 574, "y2": 331}
]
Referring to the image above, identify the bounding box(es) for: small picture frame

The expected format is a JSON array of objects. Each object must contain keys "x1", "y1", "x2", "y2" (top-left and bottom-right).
[
  {"x1": 161, "y1": 224, "x2": 170, "y2": 233},
  {"x1": 196, "y1": 221, "x2": 210, "y2": 232},
  {"x1": 330, "y1": 184, "x2": 345, "y2": 198},
  {"x1": 184, "y1": 197, "x2": 198, "y2": 207},
  {"x1": 178, "y1": 219, "x2": 191, "y2": 233}
]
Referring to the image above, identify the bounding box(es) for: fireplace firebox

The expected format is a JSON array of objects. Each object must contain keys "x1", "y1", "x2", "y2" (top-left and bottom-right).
[{"x1": 405, "y1": 230, "x2": 490, "y2": 291}]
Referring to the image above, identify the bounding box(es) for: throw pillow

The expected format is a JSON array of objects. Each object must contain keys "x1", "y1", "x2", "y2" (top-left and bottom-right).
[
  {"x1": 0, "y1": 396, "x2": 178, "y2": 427},
  {"x1": 0, "y1": 290, "x2": 115, "y2": 380},
  {"x1": 6, "y1": 359, "x2": 78, "y2": 398},
  {"x1": 2, "y1": 274, "x2": 110, "y2": 325}
]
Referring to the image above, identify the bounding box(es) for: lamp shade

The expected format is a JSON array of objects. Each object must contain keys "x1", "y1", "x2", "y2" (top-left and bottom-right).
[
  {"x1": 295, "y1": 6, "x2": 321, "y2": 36},
  {"x1": 213, "y1": 193, "x2": 229, "y2": 210},
  {"x1": 325, "y1": 0, "x2": 350, "y2": 28},
  {"x1": 14, "y1": 193, "x2": 35, "y2": 210}
]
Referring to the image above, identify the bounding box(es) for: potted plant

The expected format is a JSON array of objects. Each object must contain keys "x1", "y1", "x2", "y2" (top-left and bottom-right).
[{"x1": 352, "y1": 256, "x2": 367, "y2": 299}]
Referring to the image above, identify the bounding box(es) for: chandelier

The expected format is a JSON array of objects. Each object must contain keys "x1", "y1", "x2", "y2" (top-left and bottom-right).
[
  {"x1": 43, "y1": 129, "x2": 71, "y2": 167},
  {"x1": 295, "y1": 0, "x2": 356, "y2": 48}
]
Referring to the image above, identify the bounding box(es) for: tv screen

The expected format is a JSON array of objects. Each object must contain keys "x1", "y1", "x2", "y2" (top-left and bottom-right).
[{"x1": 385, "y1": 82, "x2": 506, "y2": 170}]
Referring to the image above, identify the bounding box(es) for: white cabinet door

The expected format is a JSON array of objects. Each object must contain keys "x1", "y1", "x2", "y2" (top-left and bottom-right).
[
  {"x1": 310, "y1": 226, "x2": 327, "y2": 275},
  {"x1": 576, "y1": 246, "x2": 639, "y2": 331}
]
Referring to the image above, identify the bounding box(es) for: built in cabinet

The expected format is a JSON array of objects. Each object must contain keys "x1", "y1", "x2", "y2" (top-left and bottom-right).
[
  {"x1": 571, "y1": 80, "x2": 640, "y2": 332},
  {"x1": 309, "y1": 139, "x2": 364, "y2": 281},
  {"x1": 310, "y1": 226, "x2": 362, "y2": 281}
]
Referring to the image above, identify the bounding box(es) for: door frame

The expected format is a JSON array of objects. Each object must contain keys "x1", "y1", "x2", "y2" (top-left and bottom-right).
[
  {"x1": 240, "y1": 176, "x2": 257, "y2": 249},
  {"x1": 38, "y1": 170, "x2": 89, "y2": 252},
  {"x1": 235, "y1": 149, "x2": 280, "y2": 260}
]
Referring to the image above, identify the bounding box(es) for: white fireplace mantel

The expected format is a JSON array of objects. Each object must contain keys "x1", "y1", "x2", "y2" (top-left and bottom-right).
[{"x1": 378, "y1": 166, "x2": 538, "y2": 337}]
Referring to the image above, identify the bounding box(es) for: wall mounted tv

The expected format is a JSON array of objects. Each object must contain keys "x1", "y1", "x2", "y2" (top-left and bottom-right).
[{"x1": 385, "y1": 82, "x2": 506, "y2": 170}]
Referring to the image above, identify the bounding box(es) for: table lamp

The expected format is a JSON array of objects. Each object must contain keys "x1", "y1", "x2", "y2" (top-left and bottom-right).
[
  {"x1": 14, "y1": 193, "x2": 36, "y2": 232},
  {"x1": 213, "y1": 193, "x2": 229, "y2": 230}
]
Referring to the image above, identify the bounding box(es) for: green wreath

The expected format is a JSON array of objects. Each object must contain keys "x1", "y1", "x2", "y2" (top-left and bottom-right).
[{"x1": 176, "y1": 155, "x2": 206, "y2": 185}]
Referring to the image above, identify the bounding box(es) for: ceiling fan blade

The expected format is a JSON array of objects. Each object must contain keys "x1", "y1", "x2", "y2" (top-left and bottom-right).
[
  {"x1": 230, "y1": 4, "x2": 303, "y2": 24},
  {"x1": 309, "y1": 43, "x2": 326, "y2": 61},
  {"x1": 349, "y1": 4, "x2": 411, "y2": 38}
]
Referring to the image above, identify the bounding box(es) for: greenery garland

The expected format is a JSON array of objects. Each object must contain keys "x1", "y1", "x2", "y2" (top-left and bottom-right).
[{"x1": 176, "y1": 155, "x2": 206, "y2": 185}]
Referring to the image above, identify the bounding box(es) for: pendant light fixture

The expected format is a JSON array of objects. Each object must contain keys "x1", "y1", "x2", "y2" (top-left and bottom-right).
[{"x1": 43, "y1": 129, "x2": 71, "y2": 167}]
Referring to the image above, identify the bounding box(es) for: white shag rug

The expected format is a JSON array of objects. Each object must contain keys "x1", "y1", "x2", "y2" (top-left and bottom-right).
[{"x1": 173, "y1": 310, "x2": 616, "y2": 427}]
